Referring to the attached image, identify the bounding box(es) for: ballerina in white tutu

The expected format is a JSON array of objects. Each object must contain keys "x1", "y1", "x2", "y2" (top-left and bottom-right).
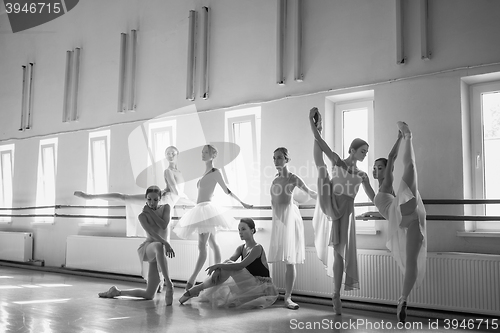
[
  {"x1": 309, "y1": 107, "x2": 375, "y2": 315},
  {"x1": 179, "y1": 218, "x2": 278, "y2": 309},
  {"x1": 95, "y1": 186, "x2": 175, "y2": 304},
  {"x1": 173, "y1": 144, "x2": 252, "y2": 290},
  {"x1": 268, "y1": 147, "x2": 317, "y2": 310},
  {"x1": 362, "y1": 122, "x2": 427, "y2": 323}
]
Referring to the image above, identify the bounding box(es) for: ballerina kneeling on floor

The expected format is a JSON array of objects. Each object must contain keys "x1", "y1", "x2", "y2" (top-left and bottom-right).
[{"x1": 179, "y1": 218, "x2": 279, "y2": 309}]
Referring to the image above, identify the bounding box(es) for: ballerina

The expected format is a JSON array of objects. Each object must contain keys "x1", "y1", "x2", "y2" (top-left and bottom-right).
[
  {"x1": 309, "y1": 107, "x2": 375, "y2": 315},
  {"x1": 95, "y1": 186, "x2": 175, "y2": 304},
  {"x1": 362, "y1": 122, "x2": 427, "y2": 322},
  {"x1": 173, "y1": 144, "x2": 252, "y2": 290},
  {"x1": 268, "y1": 147, "x2": 317, "y2": 309},
  {"x1": 178, "y1": 218, "x2": 278, "y2": 309}
]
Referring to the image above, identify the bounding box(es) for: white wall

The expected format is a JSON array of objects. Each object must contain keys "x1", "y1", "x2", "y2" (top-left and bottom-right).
[{"x1": 1, "y1": 0, "x2": 500, "y2": 267}]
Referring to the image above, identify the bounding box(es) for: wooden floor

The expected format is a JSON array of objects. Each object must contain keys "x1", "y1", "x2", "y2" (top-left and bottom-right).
[{"x1": 0, "y1": 265, "x2": 496, "y2": 333}]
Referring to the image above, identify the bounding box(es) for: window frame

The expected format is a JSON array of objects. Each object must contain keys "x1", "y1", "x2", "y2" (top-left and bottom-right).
[
  {"x1": 0, "y1": 144, "x2": 15, "y2": 224},
  {"x1": 34, "y1": 138, "x2": 58, "y2": 224},
  {"x1": 469, "y1": 81, "x2": 500, "y2": 231}
]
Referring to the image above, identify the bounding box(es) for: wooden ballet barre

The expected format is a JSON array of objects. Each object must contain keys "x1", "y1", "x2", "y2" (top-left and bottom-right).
[{"x1": 356, "y1": 215, "x2": 500, "y2": 221}]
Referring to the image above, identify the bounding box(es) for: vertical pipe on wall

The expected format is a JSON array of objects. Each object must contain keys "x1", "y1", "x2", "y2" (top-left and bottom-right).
[
  {"x1": 186, "y1": 10, "x2": 197, "y2": 101},
  {"x1": 20, "y1": 66, "x2": 27, "y2": 130},
  {"x1": 26, "y1": 63, "x2": 34, "y2": 129},
  {"x1": 420, "y1": 0, "x2": 431, "y2": 60},
  {"x1": 62, "y1": 51, "x2": 72, "y2": 122},
  {"x1": 276, "y1": 0, "x2": 286, "y2": 85},
  {"x1": 200, "y1": 7, "x2": 210, "y2": 99},
  {"x1": 128, "y1": 30, "x2": 137, "y2": 111},
  {"x1": 117, "y1": 33, "x2": 127, "y2": 112},
  {"x1": 294, "y1": 0, "x2": 303, "y2": 82},
  {"x1": 70, "y1": 48, "x2": 81, "y2": 121},
  {"x1": 395, "y1": 0, "x2": 405, "y2": 64}
]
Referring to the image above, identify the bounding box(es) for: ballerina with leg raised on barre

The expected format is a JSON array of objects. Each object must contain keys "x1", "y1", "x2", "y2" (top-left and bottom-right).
[
  {"x1": 90, "y1": 186, "x2": 175, "y2": 304},
  {"x1": 309, "y1": 107, "x2": 375, "y2": 315},
  {"x1": 361, "y1": 121, "x2": 427, "y2": 323}
]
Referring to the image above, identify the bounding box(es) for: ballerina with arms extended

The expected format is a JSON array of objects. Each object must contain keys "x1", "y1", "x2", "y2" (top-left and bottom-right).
[
  {"x1": 173, "y1": 144, "x2": 252, "y2": 290},
  {"x1": 309, "y1": 107, "x2": 375, "y2": 315},
  {"x1": 362, "y1": 122, "x2": 427, "y2": 323}
]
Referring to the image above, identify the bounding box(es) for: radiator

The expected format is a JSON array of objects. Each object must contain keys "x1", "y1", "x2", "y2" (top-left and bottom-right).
[
  {"x1": 272, "y1": 248, "x2": 500, "y2": 316},
  {"x1": 65, "y1": 236, "x2": 205, "y2": 281},
  {"x1": 0, "y1": 231, "x2": 33, "y2": 262}
]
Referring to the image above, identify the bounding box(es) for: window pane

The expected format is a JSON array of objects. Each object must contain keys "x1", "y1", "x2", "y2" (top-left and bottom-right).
[
  {"x1": 342, "y1": 107, "x2": 369, "y2": 204},
  {"x1": 0, "y1": 152, "x2": 13, "y2": 208},
  {"x1": 482, "y1": 92, "x2": 500, "y2": 217},
  {"x1": 232, "y1": 121, "x2": 254, "y2": 196},
  {"x1": 92, "y1": 139, "x2": 108, "y2": 193}
]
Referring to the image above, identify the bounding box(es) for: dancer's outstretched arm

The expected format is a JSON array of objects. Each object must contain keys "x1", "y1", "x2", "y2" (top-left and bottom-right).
[
  {"x1": 74, "y1": 191, "x2": 144, "y2": 205},
  {"x1": 361, "y1": 173, "x2": 376, "y2": 203},
  {"x1": 214, "y1": 169, "x2": 253, "y2": 208},
  {"x1": 293, "y1": 174, "x2": 318, "y2": 200},
  {"x1": 379, "y1": 131, "x2": 403, "y2": 194},
  {"x1": 309, "y1": 107, "x2": 343, "y2": 166}
]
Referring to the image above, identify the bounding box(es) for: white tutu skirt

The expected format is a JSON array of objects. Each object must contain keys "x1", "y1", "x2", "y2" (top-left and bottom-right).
[
  {"x1": 197, "y1": 269, "x2": 278, "y2": 309},
  {"x1": 173, "y1": 201, "x2": 234, "y2": 239},
  {"x1": 374, "y1": 180, "x2": 427, "y2": 288},
  {"x1": 268, "y1": 201, "x2": 305, "y2": 264}
]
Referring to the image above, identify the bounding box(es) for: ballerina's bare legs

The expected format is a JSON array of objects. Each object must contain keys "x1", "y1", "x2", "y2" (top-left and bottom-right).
[
  {"x1": 187, "y1": 233, "x2": 221, "y2": 288},
  {"x1": 312, "y1": 134, "x2": 348, "y2": 312},
  {"x1": 396, "y1": 121, "x2": 424, "y2": 320},
  {"x1": 99, "y1": 241, "x2": 174, "y2": 303}
]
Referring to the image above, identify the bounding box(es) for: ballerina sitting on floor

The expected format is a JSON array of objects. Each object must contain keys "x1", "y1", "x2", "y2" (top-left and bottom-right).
[{"x1": 179, "y1": 218, "x2": 278, "y2": 310}]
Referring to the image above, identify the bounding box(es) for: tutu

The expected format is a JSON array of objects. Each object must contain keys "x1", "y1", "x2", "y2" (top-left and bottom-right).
[
  {"x1": 197, "y1": 269, "x2": 278, "y2": 309},
  {"x1": 374, "y1": 180, "x2": 427, "y2": 287},
  {"x1": 173, "y1": 201, "x2": 234, "y2": 239},
  {"x1": 311, "y1": 165, "x2": 361, "y2": 290},
  {"x1": 268, "y1": 201, "x2": 305, "y2": 264}
]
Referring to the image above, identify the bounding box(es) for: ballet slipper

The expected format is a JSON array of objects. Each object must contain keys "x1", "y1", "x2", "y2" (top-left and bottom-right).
[
  {"x1": 165, "y1": 288, "x2": 174, "y2": 306},
  {"x1": 332, "y1": 294, "x2": 342, "y2": 315},
  {"x1": 98, "y1": 286, "x2": 120, "y2": 298},
  {"x1": 179, "y1": 288, "x2": 200, "y2": 305},
  {"x1": 284, "y1": 296, "x2": 299, "y2": 310},
  {"x1": 397, "y1": 121, "x2": 412, "y2": 139},
  {"x1": 397, "y1": 299, "x2": 407, "y2": 322}
]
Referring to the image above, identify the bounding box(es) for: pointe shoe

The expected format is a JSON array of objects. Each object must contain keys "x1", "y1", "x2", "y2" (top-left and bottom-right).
[
  {"x1": 397, "y1": 299, "x2": 407, "y2": 322},
  {"x1": 284, "y1": 297, "x2": 299, "y2": 310},
  {"x1": 98, "y1": 286, "x2": 120, "y2": 298},
  {"x1": 165, "y1": 288, "x2": 174, "y2": 306},
  {"x1": 332, "y1": 294, "x2": 342, "y2": 315},
  {"x1": 179, "y1": 288, "x2": 199, "y2": 305},
  {"x1": 397, "y1": 121, "x2": 412, "y2": 139}
]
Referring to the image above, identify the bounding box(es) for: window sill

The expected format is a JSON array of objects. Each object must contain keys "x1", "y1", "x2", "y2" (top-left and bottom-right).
[{"x1": 457, "y1": 231, "x2": 500, "y2": 238}]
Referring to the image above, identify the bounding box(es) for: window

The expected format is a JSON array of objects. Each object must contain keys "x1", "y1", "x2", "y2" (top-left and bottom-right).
[
  {"x1": 470, "y1": 81, "x2": 500, "y2": 230},
  {"x1": 225, "y1": 107, "x2": 261, "y2": 202},
  {"x1": 148, "y1": 119, "x2": 176, "y2": 164},
  {"x1": 328, "y1": 91, "x2": 375, "y2": 232},
  {"x1": 0, "y1": 145, "x2": 15, "y2": 223},
  {"x1": 85, "y1": 130, "x2": 110, "y2": 224},
  {"x1": 35, "y1": 138, "x2": 58, "y2": 224}
]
